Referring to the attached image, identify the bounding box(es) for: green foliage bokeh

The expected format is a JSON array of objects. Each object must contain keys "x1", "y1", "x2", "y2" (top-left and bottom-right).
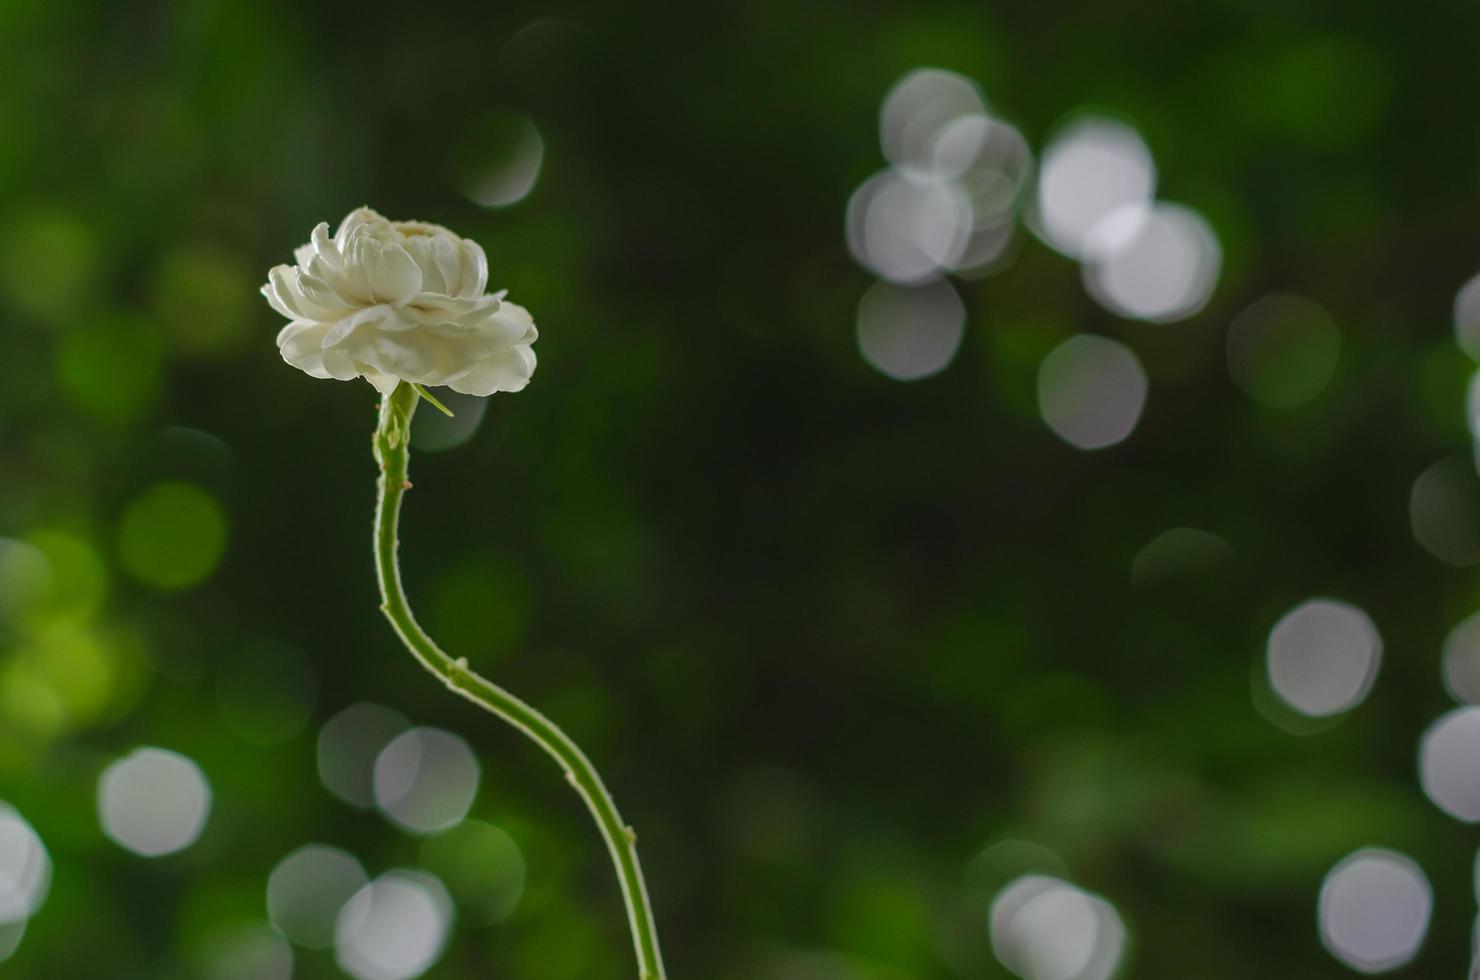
[{"x1": 1, "y1": 0, "x2": 1479, "y2": 978}]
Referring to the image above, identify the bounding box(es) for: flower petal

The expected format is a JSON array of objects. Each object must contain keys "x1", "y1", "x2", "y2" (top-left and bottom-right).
[
  {"x1": 432, "y1": 235, "x2": 464, "y2": 295},
  {"x1": 310, "y1": 222, "x2": 337, "y2": 262},
  {"x1": 276, "y1": 320, "x2": 334, "y2": 378},
  {"x1": 265, "y1": 265, "x2": 307, "y2": 318},
  {"x1": 322, "y1": 304, "x2": 393, "y2": 349},
  {"x1": 365, "y1": 372, "x2": 400, "y2": 394},
  {"x1": 447, "y1": 344, "x2": 537, "y2": 396},
  {"x1": 333, "y1": 207, "x2": 385, "y2": 251},
  {"x1": 320, "y1": 344, "x2": 361, "y2": 381},
  {"x1": 484, "y1": 300, "x2": 536, "y2": 347},
  {"x1": 261, "y1": 274, "x2": 297, "y2": 321},
  {"x1": 268, "y1": 207, "x2": 538, "y2": 394},
  {"x1": 401, "y1": 238, "x2": 447, "y2": 295},
  {"x1": 458, "y1": 238, "x2": 489, "y2": 297},
  {"x1": 355, "y1": 238, "x2": 422, "y2": 306}
]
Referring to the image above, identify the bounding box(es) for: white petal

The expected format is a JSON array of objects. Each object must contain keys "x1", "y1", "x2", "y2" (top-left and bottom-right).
[
  {"x1": 269, "y1": 208, "x2": 538, "y2": 395},
  {"x1": 276, "y1": 320, "x2": 334, "y2": 378},
  {"x1": 403, "y1": 293, "x2": 482, "y2": 322},
  {"x1": 432, "y1": 235, "x2": 463, "y2": 295},
  {"x1": 365, "y1": 372, "x2": 400, "y2": 394},
  {"x1": 484, "y1": 300, "x2": 535, "y2": 346},
  {"x1": 261, "y1": 274, "x2": 297, "y2": 321},
  {"x1": 266, "y1": 265, "x2": 307, "y2": 318},
  {"x1": 311, "y1": 222, "x2": 337, "y2": 262},
  {"x1": 322, "y1": 305, "x2": 393, "y2": 349},
  {"x1": 458, "y1": 238, "x2": 489, "y2": 297},
  {"x1": 295, "y1": 269, "x2": 352, "y2": 318},
  {"x1": 361, "y1": 239, "x2": 423, "y2": 305},
  {"x1": 322, "y1": 306, "x2": 448, "y2": 383},
  {"x1": 320, "y1": 345, "x2": 360, "y2": 381},
  {"x1": 339, "y1": 235, "x2": 379, "y2": 306},
  {"x1": 447, "y1": 345, "x2": 537, "y2": 396},
  {"x1": 302, "y1": 252, "x2": 355, "y2": 304},
  {"x1": 334, "y1": 207, "x2": 386, "y2": 251},
  {"x1": 402, "y1": 238, "x2": 447, "y2": 294},
  {"x1": 515, "y1": 343, "x2": 536, "y2": 375}
]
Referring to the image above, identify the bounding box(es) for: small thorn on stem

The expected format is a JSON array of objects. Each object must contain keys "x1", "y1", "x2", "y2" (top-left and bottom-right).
[{"x1": 402, "y1": 480, "x2": 413, "y2": 490}]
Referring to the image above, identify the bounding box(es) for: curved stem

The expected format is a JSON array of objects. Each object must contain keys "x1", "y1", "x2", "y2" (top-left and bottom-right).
[{"x1": 371, "y1": 382, "x2": 667, "y2": 980}]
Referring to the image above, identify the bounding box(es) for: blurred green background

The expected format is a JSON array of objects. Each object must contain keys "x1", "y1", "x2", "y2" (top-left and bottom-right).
[{"x1": 3, "y1": 0, "x2": 1480, "y2": 978}]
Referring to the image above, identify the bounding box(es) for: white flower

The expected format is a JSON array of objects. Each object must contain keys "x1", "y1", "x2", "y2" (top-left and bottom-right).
[{"x1": 262, "y1": 207, "x2": 537, "y2": 396}]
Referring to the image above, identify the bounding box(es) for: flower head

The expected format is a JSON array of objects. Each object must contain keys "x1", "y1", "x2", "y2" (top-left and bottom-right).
[{"x1": 262, "y1": 207, "x2": 537, "y2": 396}]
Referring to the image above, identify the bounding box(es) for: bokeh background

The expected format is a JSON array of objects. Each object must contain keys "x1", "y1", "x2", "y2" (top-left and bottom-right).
[{"x1": 3, "y1": 1, "x2": 1480, "y2": 978}]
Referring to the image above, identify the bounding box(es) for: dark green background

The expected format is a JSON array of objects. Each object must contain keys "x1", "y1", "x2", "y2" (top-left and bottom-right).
[{"x1": 2, "y1": 0, "x2": 1479, "y2": 977}]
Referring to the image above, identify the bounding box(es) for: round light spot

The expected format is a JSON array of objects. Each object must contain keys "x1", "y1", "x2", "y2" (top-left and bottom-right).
[
  {"x1": 217, "y1": 640, "x2": 318, "y2": 746},
  {"x1": 456, "y1": 114, "x2": 544, "y2": 209},
  {"x1": 1082, "y1": 202, "x2": 1221, "y2": 323},
  {"x1": 989, "y1": 874, "x2": 1126, "y2": 980},
  {"x1": 318, "y1": 703, "x2": 409, "y2": 809},
  {"x1": 1318, "y1": 849, "x2": 1431, "y2": 973},
  {"x1": 1037, "y1": 334, "x2": 1148, "y2": 451},
  {"x1": 1130, "y1": 527, "x2": 1233, "y2": 587},
  {"x1": 951, "y1": 219, "x2": 1019, "y2": 279},
  {"x1": 207, "y1": 921, "x2": 294, "y2": 980},
  {"x1": 930, "y1": 115, "x2": 1033, "y2": 275},
  {"x1": 1265, "y1": 599, "x2": 1382, "y2": 718},
  {"x1": 1226, "y1": 295, "x2": 1341, "y2": 408},
  {"x1": 267, "y1": 844, "x2": 369, "y2": 949},
  {"x1": 98, "y1": 747, "x2": 211, "y2": 856},
  {"x1": 1409, "y1": 458, "x2": 1480, "y2": 567},
  {"x1": 1419, "y1": 706, "x2": 1480, "y2": 822},
  {"x1": 1034, "y1": 116, "x2": 1156, "y2": 259},
  {"x1": 855, "y1": 278, "x2": 966, "y2": 382},
  {"x1": 967, "y1": 839, "x2": 1070, "y2": 890},
  {"x1": 846, "y1": 170, "x2": 972, "y2": 284},
  {"x1": 931, "y1": 115, "x2": 1032, "y2": 207},
  {"x1": 1443, "y1": 613, "x2": 1480, "y2": 705},
  {"x1": 20, "y1": 531, "x2": 108, "y2": 626},
  {"x1": 410, "y1": 389, "x2": 490, "y2": 453},
  {"x1": 57, "y1": 315, "x2": 166, "y2": 425},
  {"x1": 426, "y1": 556, "x2": 531, "y2": 663},
  {"x1": 0, "y1": 804, "x2": 50, "y2": 924},
  {"x1": 373, "y1": 727, "x2": 480, "y2": 835},
  {"x1": 0, "y1": 919, "x2": 24, "y2": 963},
  {"x1": 1250, "y1": 655, "x2": 1345, "y2": 738},
  {"x1": 879, "y1": 68, "x2": 987, "y2": 177},
  {"x1": 419, "y1": 820, "x2": 526, "y2": 925},
  {"x1": 154, "y1": 426, "x2": 235, "y2": 487},
  {"x1": 1467, "y1": 371, "x2": 1480, "y2": 439},
  {"x1": 0, "y1": 539, "x2": 53, "y2": 634},
  {"x1": 0, "y1": 207, "x2": 97, "y2": 323},
  {"x1": 1455, "y1": 272, "x2": 1480, "y2": 362},
  {"x1": 1, "y1": 623, "x2": 128, "y2": 736},
  {"x1": 117, "y1": 482, "x2": 228, "y2": 591},
  {"x1": 335, "y1": 871, "x2": 453, "y2": 980},
  {"x1": 152, "y1": 247, "x2": 254, "y2": 357}
]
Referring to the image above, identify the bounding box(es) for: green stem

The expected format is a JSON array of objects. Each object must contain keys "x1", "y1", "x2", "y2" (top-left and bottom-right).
[{"x1": 371, "y1": 382, "x2": 667, "y2": 980}]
